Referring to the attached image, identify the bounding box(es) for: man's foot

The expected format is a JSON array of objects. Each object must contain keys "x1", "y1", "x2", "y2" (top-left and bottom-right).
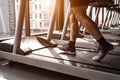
[
  {"x1": 58, "y1": 44, "x2": 76, "y2": 55},
  {"x1": 92, "y1": 44, "x2": 114, "y2": 62}
]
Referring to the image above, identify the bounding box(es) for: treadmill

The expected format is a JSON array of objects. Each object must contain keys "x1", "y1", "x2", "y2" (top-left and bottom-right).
[{"x1": 0, "y1": 0, "x2": 120, "y2": 80}]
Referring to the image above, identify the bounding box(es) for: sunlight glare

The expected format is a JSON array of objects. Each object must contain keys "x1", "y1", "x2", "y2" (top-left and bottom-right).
[
  {"x1": 43, "y1": 0, "x2": 52, "y2": 7},
  {"x1": 0, "y1": 77, "x2": 7, "y2": 80}
]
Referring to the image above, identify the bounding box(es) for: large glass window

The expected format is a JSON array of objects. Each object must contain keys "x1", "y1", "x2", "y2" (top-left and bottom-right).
[
  {"x1": 28, "y1": 0, "x2": 54, "y2": 34},
  {"x1": 0, "y1": 0, "x2": 54, "y2": 40}
]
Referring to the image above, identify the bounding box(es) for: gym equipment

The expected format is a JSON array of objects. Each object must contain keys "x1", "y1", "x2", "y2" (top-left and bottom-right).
[{"x1": 0, "y1": 0, "x2": 120, "y2": 80}]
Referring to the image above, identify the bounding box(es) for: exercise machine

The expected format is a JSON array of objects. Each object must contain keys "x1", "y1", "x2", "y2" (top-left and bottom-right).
[{"x1": 0, "y1": 0, "x2": 120, "y2": 80}]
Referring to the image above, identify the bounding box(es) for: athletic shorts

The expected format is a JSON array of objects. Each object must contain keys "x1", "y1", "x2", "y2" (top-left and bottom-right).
[{"x1": 69, "y1": 0, "x2": 90, "y2": 8}]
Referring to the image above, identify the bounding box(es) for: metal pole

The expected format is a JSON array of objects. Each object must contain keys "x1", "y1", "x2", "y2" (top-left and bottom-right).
[
  {"x1": 25, "y1": 0, "x2": 30, "y2": 36},
  {"x1": 111, "y1": 11, "x2": 116, "y2": 25},
  {"x1": 101, "y1": 8, "x2": 104, "y2": 25},
  {"x1": 114, "y1": 12, "x2": 119, "y2": 25},
  {"x1": 108, "y1": 11, "x2": 114, "y2": 28},
  {"x1": 88, "y1": 6, "x2": 93, "y2": 19},
  {"x1": 13, "y1": 0, "x2": 26, "y2": 53},
  {"x1": 106, "y1": 10, "x2": 112, "y2": 28},
  {"x1": 101, "y1": 10, "x2": 109, "y2": 29},
  {"x1": 47, "y1": 0, "x2": 57, "y2": 41},
  {"x1": 112, "y1": 12, "x2": 117, "y2": 25},
  {"x1": 61, "y1": 4, "x2": 70, "y2": 40},
  {"x1": 94, "y1": 7, "x2": 100, "y2": 25}
]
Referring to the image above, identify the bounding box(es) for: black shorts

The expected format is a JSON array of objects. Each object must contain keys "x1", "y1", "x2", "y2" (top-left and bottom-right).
[{"x1": 70, "y1": 0, "x2": 90, "y2": 8}]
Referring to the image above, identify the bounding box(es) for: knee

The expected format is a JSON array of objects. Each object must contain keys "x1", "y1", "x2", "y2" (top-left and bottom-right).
[
  {"x1": 69, "y1": 14, "x2": 77, "y2": 24},
  {"x1": 76, "y1": 14, "x2": 90, "y2": 24}
]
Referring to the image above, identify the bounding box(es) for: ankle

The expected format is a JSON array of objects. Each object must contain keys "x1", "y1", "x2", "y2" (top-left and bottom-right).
[{"x1": 68, "y1": 41, "x2": 75, "y2": 47}]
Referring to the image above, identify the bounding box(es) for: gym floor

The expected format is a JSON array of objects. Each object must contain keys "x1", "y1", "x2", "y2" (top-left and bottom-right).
[{"x1": 0, "y1": 60, "x2": 87, "y2": 80}]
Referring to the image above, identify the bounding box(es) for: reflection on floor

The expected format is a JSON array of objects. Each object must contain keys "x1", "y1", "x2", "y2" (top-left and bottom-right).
[{"x1": 0, "y1": 60, "x2": 86, "y2": 80}]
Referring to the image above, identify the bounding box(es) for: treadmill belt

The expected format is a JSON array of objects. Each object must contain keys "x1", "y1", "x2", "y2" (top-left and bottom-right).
[
  {"x1": 31, "y1": 47, "x2": 120, "y2": 70},
  {"x1": 1, "y1": 36, "x2": 120, "y2": 70},
  {"x1": 51, "y1": 38, "x2": 98, "y2": 50},
  {"x1": 23, "y1": 38, "x2": 120, "y2": 70}
]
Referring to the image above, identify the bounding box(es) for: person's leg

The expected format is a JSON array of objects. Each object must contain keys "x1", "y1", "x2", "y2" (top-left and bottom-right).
[
  {"x1": 69, "y1": 8, "x2": 84, "y2": 44},
  {"x1": 72, "y1": 6, "x2": 103, "y2": 40},
  {"x1": 72, "y1": 6, "x2": 113, "y2": 62},
  {"x1": 58, "y1": 9, "x2": 78, "y2": 54},
  {"x1": 69, "y1": 9, "x2": 79, "y2": 42}
]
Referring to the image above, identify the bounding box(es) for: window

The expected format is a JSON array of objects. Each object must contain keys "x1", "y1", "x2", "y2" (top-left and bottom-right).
[
  {"x1": 0, "y1": 0, "x2": 54, "y2": 39},
  {"x1": 44, "y1": 12, "x2": 50, "y2": 19},
  {"x1": 39, "y1": 13, "x2": 42, "y2": 19},
  {"x1": 35, "y1": 4, "x2": 37, "y2": 10},
  {"x1": 44, "y1": 21, "x2": 49, "y2": 27}
]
